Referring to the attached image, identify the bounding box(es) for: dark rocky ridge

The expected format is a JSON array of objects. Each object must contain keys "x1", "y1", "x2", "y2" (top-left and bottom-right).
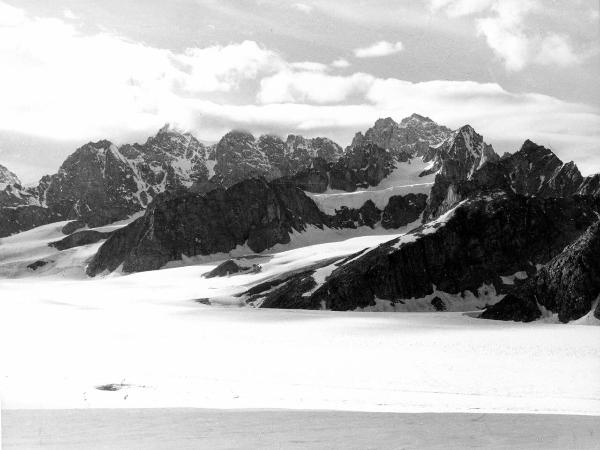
[
  {"x1": 351, "y1": 114, "x2": 452, "y2": 159},
  {"x1": 280, "y1": 141, "x2": 396, "y2": 193},
  {"x1": 0, "y1": 126, "x2": 349, "y2": 237},
  {"x1": 482, "y1": 220, "x2": 600, "y2": 323},
  {"x1": 0, "y1": 205, "x2": 63, "y2": 238},
  {"x1": 87, "y1": 177, "x2": 430, "y2": 276},
  {"x1": 250, "y1": 194, "x2": 599, "y2": 311},
  {"x1": 50, "y1": 229, "x2": 113, "y2": 251},
  {"x1": 424, "y1": 139, "x2": 586, "y2": 221},
  {"x1": 87, "y1": 178, "x2": 328, "y2": 275}
]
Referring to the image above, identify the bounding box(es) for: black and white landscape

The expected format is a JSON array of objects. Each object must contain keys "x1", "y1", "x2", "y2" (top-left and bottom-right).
[{"x1": 0, "y1": 1, "x2": 599, "y2": 449}]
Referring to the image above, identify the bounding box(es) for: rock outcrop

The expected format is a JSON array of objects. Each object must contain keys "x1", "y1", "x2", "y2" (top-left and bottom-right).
[
  {"x1": 87, "y1": 176, "x2": 431, "y2": 276},
  {"x1": 50, "y1": 229, "x2": 113, "y2": 251},
  {"x1": 248, "y1": 194, "x2": 599, "y2": 310},
  {"x1": 482, "y1": 220, "x2": 600, "y2": 323},
  {"x1": 213, "y1": 131, "x2": 272, "y2": 188},
  {"x1": 351, "y1": 114, "x2": 452, "y2": 159},
  {"x1": 38, "y1": 126, "x2": 210, "y2": 227},
  {"x1": 424, "y1": 139, "x2": 585, "y2": 221},
  {"x1": 87, "y1": 178, "x2": 329, "y2": 275},
  {"x1": 203, "y1": 259, "x2": 262, "y2": 278}
]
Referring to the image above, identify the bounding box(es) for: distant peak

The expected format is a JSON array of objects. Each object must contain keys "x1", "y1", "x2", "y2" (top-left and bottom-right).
[
  {"x1": 156, "y1": 123, "x2": 188, "y2": 136},
  {"x1": 409, "y1": 113, "x2": 433, "y2": 122},
  {"x1": 458, "y1": 124, "x2": 475, "y2": 133},
  {"x1": 0, "y1": 163, "x2": 21, "y2": 187},
  {"x1": 374, "y1": 117, "x2": 398, "y2": 127},
  {"x1": 400, "y1": 113, "x2": 435, "y2": 126}
]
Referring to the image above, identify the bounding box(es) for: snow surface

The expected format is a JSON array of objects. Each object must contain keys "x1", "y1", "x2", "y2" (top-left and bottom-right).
[
  {"x1": 0, "y1": 214, "x2": 142, "y2": 279},
  {"x1": 4, "y1": 409, "x2": 598, "y2": 450},
  {"x1": 0, "y1": 214, "x2": 599, "y2": 416},
  {"x1": 308, "y1": 158, "x2": 435, "y2": 213}
]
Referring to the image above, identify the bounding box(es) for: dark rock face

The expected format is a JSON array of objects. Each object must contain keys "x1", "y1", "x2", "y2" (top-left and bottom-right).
[
  {"x1": 0, "y1": 205, "x2": 63, "y2": 238},
  {"x1": 50, "y1": 229, "x2": 112, "y2": 251},
  {"x1": 430, "y1": 297, "x2": 447, "y2": 312},
  {"x1": 381, "y1": 194, "x2": 427, "y2": 229},
  {"x1": 424, "y1": 139, "x2": 586, "y2": 221},
  {"x1": 87, "y1": 178, "x2": 328, "y2": 275},
  {"x1": 480, "y1": 294, "x2": 541, "y2": 322},
  {"x1": 431, "y1": 125, "x2": 498, "y2": 180},
  {"x1": 284, "y1": 142, "x2": 396, "y2": 193},
  {"x1": 40, "y1": 141, "x2": 142, "y2": 227},
  {"x1": 506, "y1": 140, "x2": 583, "y2": 197},
  {"x1": 214, "y1": 131, "x2": 272, "y2": 188},
  {"x1": 532, "y1": 220, "x2": 600, "y2": 321},
  {"x1": 257, "y1": 135, "x2": 288, "y2": 177},
  {"x1": 351, "y1": 114, "x2": 451, "y2": 159},
  {"x1": 88, "y1": 176, "x2": 430, "y2": 276},
  {"x1": 330, "y1": 200, "x2": 381, "y2": 229},
  {"x1": 61, "y1": 220, "x2": 85, "y2": 235},
  {"x1": 284, "y1": 135, "x2": 343, "y2": 171},
  {"x1": 482, "y1": 221, "x2": 600, "y2": 323},
  {"x1": 203, "y1": 259, "x2": 262, "y2": 278},
  {"x1": 578, "y1": 174, "x2": 600, "y2": 197},
  {"x1": 27, "y1": 260, "x2": 50, "y2": 271},
  {"x1": 0, "y1": 164, "x2": 62, "y2": 237},
  {"x1": 38, "y1": 126, "x2": 210, "y2": 228},
  {"x1": 0, "y1": 164, "x2": 40, "y2": 208},
  {"x1": 257, "y1": 195, "x2": 598, "y2": 310}
]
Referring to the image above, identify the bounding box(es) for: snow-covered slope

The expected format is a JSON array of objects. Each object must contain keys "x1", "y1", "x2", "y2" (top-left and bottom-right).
[
  {"x1": 1, "y1": 268, "x2": 598, "y2": 414},
  {"x1": 0, "y1": 215, "x2": 140, "y2": 279},
  {"x1": 308, "y1": 157, "x2": 435, "y2": 213}
]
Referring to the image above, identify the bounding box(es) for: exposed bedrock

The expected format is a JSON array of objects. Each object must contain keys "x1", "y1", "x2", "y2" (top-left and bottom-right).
[
  {"x1": 87, "y1": 178, "x2": 430, "y2": 276},
  {"x1": 481, "y1": 220, "x2": 600, "y2": 323},
  {"x1": 253, "y1": 195, "x2": 599, "y2": 310}
]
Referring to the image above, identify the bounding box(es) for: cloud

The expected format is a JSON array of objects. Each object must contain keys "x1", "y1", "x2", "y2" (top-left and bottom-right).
[
  {"x1": 331, "y1": 58, "x2": 350, "y2": 68},
  {"x1": 0, "y1": 1, "x2": 598, "y2": 176},
  {"x1": 353, "y1": 41, "x2": 404, "y2": 58},
  {"x1": 63, "y1": 9, "x2": 77, "y2": 20},
  {"x1": 429, "y1": 0, "x2": 494, "y2": 17},
  {"x1": 290, "y1": 61, "x2": 329, "y2": 72},
  {"x1": 535, "y1": 34, "x2": 580, "y2": 67},
  {"x1": 0, "y1": 2, "x2": 285, "y2": 139},
  {"x1": 292, "y1": 3, "x2": 313, "y2": 14},
  {"x1": 432, "y1": 0, "x2": 583, "y2": 71},
  {"x1": 257, "y1": 71, "x2": 374, "y2": 104}
]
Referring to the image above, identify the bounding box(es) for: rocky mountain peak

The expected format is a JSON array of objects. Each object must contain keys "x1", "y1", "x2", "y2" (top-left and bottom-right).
[
  {"x1": 0, "y1": 163, "x2": 21, "y2": 189},
  {"x1": 214, "y1": 130, "x2": 271, "y2": 188},
  {"x1": 399, "y1": 113, "x2": 436, "y2": 127},
  {"x1": 429, "y1": 124, "x2": 498, "y2": 180},
  {"x1": 354, "y1": 114, "x2": 452, "y2": 160}
]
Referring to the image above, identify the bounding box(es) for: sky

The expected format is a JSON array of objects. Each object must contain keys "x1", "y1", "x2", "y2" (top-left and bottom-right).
[{"x1": 0, "y1": 0, "x2": 598, "y2": 182}]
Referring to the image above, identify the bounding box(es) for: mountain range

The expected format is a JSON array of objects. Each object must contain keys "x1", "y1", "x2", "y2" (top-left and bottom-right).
[{"x1": 1, "y1": 113, "x2": 599, "y2": 323}]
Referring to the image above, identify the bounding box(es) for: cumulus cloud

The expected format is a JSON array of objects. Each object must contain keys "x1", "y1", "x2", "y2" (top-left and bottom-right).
[
  {"x1": 429, "y1": 0, "x2": 494, "y2": 17},
  {"x1": 257, "y1": 71, "x2": 374, "y2": 104},
  {"x1": 63, "y1": 9, "x2": 77, "y2": 20},
  {"x1": 353, "y1": 41, "x2": 404, "y2": 58},
  {"x1": 0, "y1": 2, "x2": 285, "y2": 139},
  {"x1": 292, "y1": 3, "x2": 313, "y2": 14},
  {"x1": 290, "y1": 61, "x2": 329, "y2": 72},
  {"x1": 0, "y1": 1, "x2": 598, "y2": 176},
  {"x1": 331, "y1": 58, "x2": 350, "y2": 68},
  {"x1": 535, "y1": 34, "x2": 581, "y2": 67},
  {"x1": 432, "y1": 0, "x2": 582, "y2": 71}
]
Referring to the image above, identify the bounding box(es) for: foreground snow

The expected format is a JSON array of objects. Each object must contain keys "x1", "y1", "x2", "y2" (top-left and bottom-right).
[
  {"x1": 3, "y1": 409, "x2": 597, "y2": 449},
  {"x1": 0, "y1": 214, "x2": 599, "y2": 415},
  {"x1": 0, "y1": 283, "x2": 599, "y2": 414}
]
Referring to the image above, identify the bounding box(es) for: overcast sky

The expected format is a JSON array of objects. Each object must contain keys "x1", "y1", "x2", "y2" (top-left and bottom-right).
[{"x1": 0, "y1": 0, "x2": 598, "y2": 182}]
